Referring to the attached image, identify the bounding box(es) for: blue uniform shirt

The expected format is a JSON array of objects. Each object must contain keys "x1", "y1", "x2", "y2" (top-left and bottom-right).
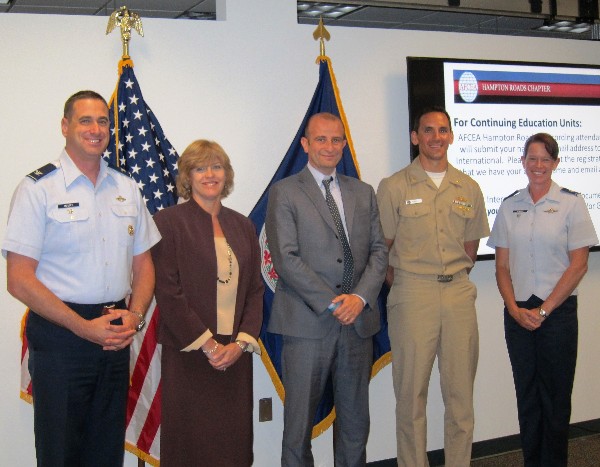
[
  {"x1": 487, "y1": 181, "x2": 597, "y2": 301},
  {"x1": 2, "y1": 150, "x2": 161, "y2": 303}
]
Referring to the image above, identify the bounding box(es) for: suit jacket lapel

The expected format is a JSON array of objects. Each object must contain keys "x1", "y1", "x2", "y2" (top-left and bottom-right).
[{"x1": 338, "y1": 175, "x2": 356, "y2": 241}]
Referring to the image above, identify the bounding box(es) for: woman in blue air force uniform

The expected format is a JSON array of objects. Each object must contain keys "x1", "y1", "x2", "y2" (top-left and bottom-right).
[{"x1": 487, "y1": 132, "x2": 598, "y2": 467}]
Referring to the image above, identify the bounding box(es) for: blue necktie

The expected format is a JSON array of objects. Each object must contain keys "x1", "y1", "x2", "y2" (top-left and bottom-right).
[{"x1": 323, "y1": 177, "x2": 354, "y2": 294}]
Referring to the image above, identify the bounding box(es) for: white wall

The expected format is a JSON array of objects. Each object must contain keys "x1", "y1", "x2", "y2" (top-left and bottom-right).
[{"x1": 1, "y1": 1, "x2": 599, "y2": 465}]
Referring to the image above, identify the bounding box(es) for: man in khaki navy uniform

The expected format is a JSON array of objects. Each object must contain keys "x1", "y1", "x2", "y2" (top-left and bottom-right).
[
  {"x1": 377, "y1": 106, "x2": 489, "y2": 467},
  {"x1": 3, "y1": 90, "x2": 160, "y2": 467}
]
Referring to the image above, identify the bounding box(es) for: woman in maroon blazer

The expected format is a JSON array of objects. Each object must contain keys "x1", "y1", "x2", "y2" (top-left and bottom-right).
[{"x1": 151, "y1": 140, "x2": 264, "y2": 467}]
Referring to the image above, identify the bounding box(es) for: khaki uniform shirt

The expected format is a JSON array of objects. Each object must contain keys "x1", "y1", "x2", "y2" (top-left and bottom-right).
[{"x1": 377, "y1": 156, "x2": 489, "y2": 276}]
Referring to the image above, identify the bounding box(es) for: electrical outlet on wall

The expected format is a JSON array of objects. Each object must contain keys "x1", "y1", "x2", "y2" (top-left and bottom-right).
[{"x1": 259, "y1": 397, "x2": 272, "y2": 422}]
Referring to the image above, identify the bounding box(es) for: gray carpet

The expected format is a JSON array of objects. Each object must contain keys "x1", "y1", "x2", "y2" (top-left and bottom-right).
[{"x1": 470, "y1": 434, "x2": 600, "y2": 466}]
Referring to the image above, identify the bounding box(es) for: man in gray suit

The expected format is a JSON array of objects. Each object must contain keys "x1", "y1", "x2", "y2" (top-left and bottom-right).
[{"x1": 266, "y1": 112, "x2": 388, "y2": 466}]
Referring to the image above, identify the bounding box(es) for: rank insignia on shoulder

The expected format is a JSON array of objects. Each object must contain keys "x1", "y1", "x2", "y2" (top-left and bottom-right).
[
  {"x1": 27, "y1": 163, "x2": 58, "y2": 182},
  {"x1": 560, "y1": 187, "x2": 579, "y2": 196},
  {"x1": 504, "y1": 190, "x2": 519, "y2": 200}
]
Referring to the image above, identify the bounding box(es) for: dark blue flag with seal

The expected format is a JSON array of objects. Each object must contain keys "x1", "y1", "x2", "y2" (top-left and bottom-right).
[{"x1": 249, "y1": 56, "x2": 391, "y2": 437}]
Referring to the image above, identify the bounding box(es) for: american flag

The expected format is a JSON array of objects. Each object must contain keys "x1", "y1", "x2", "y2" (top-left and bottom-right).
[
  {"x1": 105, "y1": 59, "x2": 179, "y2": 214},
  {"x1": 104, "y1": 57, "x2": 179, "y2": 465}
]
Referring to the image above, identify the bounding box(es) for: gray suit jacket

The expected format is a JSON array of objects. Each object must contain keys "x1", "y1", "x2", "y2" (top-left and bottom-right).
[{"x1": 265, "y1": 166, "x2": 388, "y2": 339}]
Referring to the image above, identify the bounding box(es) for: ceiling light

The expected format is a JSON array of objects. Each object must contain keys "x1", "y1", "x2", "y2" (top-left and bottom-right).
[
  {"x1": 537, "y1": 17, "x2": 595, "y2": 34},
  {"x1": 297, "y1": 3, "x2": 360, "y2": 19},
  {"x1": 324, "y1": 11, "x2": 344, "y2": 17},
  {"x1": 304, "y1": 9, "x2": 323, "y2": 16},
  {"x1": 570, "y1": 26, "x2": 591, "y2": 33}
]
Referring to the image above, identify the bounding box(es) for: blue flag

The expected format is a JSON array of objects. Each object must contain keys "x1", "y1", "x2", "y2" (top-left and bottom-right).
[
  {"x1": 249, "y1": 56, "x2": 391, "y2": 437},
  {"x1": 104, "y1": 59, "x2": 180, "y2": 214}
]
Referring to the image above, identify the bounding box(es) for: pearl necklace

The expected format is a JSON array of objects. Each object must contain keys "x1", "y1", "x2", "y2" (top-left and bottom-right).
[{"x1": 216, "y1": 241, "x2": 233, "y2": 284}]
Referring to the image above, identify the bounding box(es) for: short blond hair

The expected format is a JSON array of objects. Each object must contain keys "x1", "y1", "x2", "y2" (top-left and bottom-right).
[{"x1": 176, "y1": 140, "x2": 234, "y2": 200}]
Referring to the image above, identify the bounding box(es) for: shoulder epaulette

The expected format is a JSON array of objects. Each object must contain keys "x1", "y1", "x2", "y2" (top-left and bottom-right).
[
  {"x1": 560, "y1": 187, "x2": 579, "y2": 196},
  {"x1": 107, "y1": 163, "x2": 130, "y2": 177},
  {"x1": 504, "y1": 190, "x2": 520, "y2": 200},
  {"x1": 26, "y1": 163, "x2": 58, "y2": 182}
]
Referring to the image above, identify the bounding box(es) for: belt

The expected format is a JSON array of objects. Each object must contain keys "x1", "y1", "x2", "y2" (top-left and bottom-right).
[
  {"x1": 398, "y1": 269, "x2": 468, "y2": 282},
  {"x1": 27, "y1": 299, "x2": 127, "y2": 351},
  {"x1": 436, "y1": 274, "x2": 454, "y2": 282},
  {"x1": 63, "y1": 299, "x2": 127, "y2": 319}
]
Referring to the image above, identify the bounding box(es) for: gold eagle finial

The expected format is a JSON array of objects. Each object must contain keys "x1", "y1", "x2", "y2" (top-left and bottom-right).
[{"x1": 106, "y1": 6, "x2": 144, "y2": 58}]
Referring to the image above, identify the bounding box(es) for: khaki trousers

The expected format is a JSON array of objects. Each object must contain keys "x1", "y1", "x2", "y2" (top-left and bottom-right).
[{"x1": 388, "y1": 270, "x2": 479, "y2": 467}]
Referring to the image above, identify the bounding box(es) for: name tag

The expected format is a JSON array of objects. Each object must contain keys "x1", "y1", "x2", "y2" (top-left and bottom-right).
[
  {"x1": 405, "y1": 198, "x2": 422, "y2": 205},
  {"x1": 58, "y1": 203, "x2": 79, "y2": 209}
]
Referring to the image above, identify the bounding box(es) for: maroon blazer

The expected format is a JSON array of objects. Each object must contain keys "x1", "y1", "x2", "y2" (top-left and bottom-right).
[{"x1": 151, "y1": 200, "x2": 264, "y2": 350}]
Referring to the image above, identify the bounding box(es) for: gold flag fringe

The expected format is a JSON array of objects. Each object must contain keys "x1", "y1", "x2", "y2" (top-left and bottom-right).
[
  {"x1": 108, "y1": 58, "x2": 135, "y2": 166},
  {"x1": 125, "y1": 441, "x2": 160, "y2": 466},
  {"x1": 258, "y1": 338, "x2": 286, "y2": 403},
  {"x1": 20, "y1": 309, "x2": 33, "y2": 404},
  {"x1": 316, "y1": 55, "x2": 362, "y2": 179}
]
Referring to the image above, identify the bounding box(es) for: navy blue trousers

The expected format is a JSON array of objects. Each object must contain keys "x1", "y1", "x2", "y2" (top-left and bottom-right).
[
  {"x1": 504, "y1": 295, "x2": 578, "y2": 467},
  {"x1": 27, "y1": 300, "x2": 129, "y2": 467}
]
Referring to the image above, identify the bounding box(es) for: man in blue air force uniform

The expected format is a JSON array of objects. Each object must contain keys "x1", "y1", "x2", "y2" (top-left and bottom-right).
[{"x1": 2, "y1": 90, "x2": 160, "y2": 466}]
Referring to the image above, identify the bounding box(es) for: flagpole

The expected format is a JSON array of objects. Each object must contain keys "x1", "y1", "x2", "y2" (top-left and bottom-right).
[{"x1": 106, "y1": 8, "x2": 147, "y2": 467}]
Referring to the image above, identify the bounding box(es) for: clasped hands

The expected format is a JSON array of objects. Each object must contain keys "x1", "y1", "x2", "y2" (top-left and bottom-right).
[
  {"x1": 330, "y1": 294, "x2": 364, "y2": 326},
  {"x1": 511, "y1": 306, "x2": 546, "y2": 332},
  {"x1": 203, "y1": 339, "x2": 244, "y2": 372},
  {"x1": 81, "y1": 308, "x2": 138, "y2": 351}
]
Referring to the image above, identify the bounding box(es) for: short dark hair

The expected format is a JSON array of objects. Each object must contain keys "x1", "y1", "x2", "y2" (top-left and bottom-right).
[
  {"x1": 412, "y1": 106, "x2": 452, "y2": 132},
  {"x1": 523, "y1": 133, "x2": 559, "y2": 160},
  {"x1": 63, "y1": 90, "x2": 108, "y2": 119}
]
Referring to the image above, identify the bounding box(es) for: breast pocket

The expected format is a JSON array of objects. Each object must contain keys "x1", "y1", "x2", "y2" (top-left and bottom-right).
[
  {"x1": 398, "y1": 204, "x2": 431, "y2": 235},
  {"x1": 111, "y1": 204, "x2": 139, "y2": 249},
  {"x1": 47, "y1": 207, "x2": 91, "y2": 253},
  {"x1": 450, "y1": 203, "x2": 475, "y2": 230},
  {"x1": 397, "y1": 204, "x2": 432, "y2": 253}
]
